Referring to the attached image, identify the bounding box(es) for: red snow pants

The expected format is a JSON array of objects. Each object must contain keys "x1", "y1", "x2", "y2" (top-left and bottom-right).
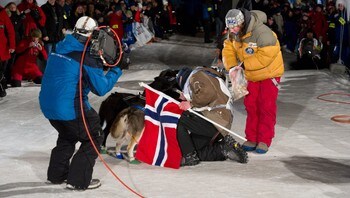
[{"x1": 243, "y1": 77, "x2": 280, "y2": 147}]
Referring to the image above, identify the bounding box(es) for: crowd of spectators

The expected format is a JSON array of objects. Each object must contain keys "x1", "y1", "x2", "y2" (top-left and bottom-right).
[{"x1": 1, "y1": 0, "x2": 349, "y2": 98}]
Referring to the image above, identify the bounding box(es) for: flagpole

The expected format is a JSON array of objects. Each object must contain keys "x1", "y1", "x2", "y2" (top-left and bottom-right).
[{"x1": 139, "y1": 82, "x2": 247, "y2": 142}]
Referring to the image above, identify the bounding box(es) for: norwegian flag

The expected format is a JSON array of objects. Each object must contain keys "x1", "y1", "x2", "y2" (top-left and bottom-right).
[{"x1": 135, "y1": 87, "x2": 183, "y2": 169}]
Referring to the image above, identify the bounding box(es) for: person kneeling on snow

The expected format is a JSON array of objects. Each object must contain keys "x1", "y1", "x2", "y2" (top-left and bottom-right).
[
  {"x1": 11, "y1": 28, "x2": 47, "y2": 87},
  {"x1": 176, "y1": 67, "x2": 248, "y2": 166},
  {"x1": 298, "y1": 29, "x2": 323, "y2": 69}
]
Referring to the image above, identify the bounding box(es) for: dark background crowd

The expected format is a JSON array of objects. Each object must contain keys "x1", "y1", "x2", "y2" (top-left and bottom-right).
[{"x1": 1, "y1": 0, "x2": 349, "y2": 98}]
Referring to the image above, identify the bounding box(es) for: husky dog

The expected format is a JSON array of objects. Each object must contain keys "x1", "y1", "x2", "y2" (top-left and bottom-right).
[{"x1": 110, "y1": 106, "x2": 145, "y2": 161}]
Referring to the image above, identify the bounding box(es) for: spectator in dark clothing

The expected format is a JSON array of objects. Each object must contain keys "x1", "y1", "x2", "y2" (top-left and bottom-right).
[
  {"x1": 62, "y1": 0, "x2": 73, "y2": 29},
  {"x1": 333, "y1": 0, "x2": 350, "y2": 69},
  {"x1": 326, "y1": 2, "x2": 337, "y2": 63},
  {"x1": 182, "y1": 0, "x2": 201, "y2": 36},
  {"x1": 214, "y1": 0, "x2": 241, "y2": 38},
  {"x1": 202, "y1": 0, "x2": 214, "y2": 43},
  {"x1": 266, "y1": 15, "x2": 281, "y2": 42},
  {"x1": 56, "y1": 0, "x2": 70, "y2": 31},
  {"x1": 94, "y1": 4, "x2": 107, "y2": 26},
  {"x1": 69, "y1": 4, "x2": 85, "y2": 29},
  {"x1": 5, "y1": 2, "x2": 25, "y2": 84},
  {"x1": 5, "y1": 2, "x2": 25, "y2": 44},
  {"x1": 284, "y1": 9, "x2": 298, "y2": 53},
  {"x1": 41, "y1": 0, "x2": 67, "y2": 55}
]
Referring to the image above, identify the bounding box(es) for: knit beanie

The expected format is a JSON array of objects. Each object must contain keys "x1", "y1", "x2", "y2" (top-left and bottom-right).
[
  {"x1": 176, "y1": 67, "x2": 192, "y2": 90},
  {"x1": 225, "y1": 9, "x2": 245, "y2": 28}
]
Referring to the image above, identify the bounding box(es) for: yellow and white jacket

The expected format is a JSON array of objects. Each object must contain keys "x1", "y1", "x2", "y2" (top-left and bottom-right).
[{"x1": 222, "y1": 10, "x2": 284, "y2": 82}]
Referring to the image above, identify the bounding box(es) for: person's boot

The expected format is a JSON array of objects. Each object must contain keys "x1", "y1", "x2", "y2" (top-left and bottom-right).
[
  {"x1": 0, "y1": 75, "x2": 7, "y2": 97},
  {"x1": 11, "y1": 80, "x2": 21, "y2": 87},
  {"x1": 66, "y1": 179, "x2": 101, "y2": 190},
  {"x1": 33, "y1": 76, "x2": 42, "y2": 84},
  {"x1": 242, "y1": 141, "x2": 257, "y2": 151},
  {"x1": 221, "y1": 135, "x2": 248, "y2": 164},
  {"x1": 255, "y1": 142, "x2": 269, "y2": 154},
  {"x1": 180, "y1": 151, "x2": 200, "y2": 166}
]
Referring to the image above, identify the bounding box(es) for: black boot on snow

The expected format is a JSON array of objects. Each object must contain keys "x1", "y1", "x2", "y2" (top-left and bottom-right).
[
  {"x1": 11, "y1": 80, "x2": 21, "y2": 87},
  {"x1": 221, "y1": 135, "x2": 248, "y2": 164},
  {"x1": 180, "y1": 151, "x2": 200, "y2": 166},
  {"x1": 33, "y1": 76, "x2": 42, "y2": 84},
  {"x1": 0, "y1": 75, "x2": 7, "y2": 97}
]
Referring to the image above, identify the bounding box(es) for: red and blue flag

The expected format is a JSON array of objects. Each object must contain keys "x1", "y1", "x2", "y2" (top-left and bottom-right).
[{"x1": 135, "y1": 87, "x2": 183, "y2": 169}]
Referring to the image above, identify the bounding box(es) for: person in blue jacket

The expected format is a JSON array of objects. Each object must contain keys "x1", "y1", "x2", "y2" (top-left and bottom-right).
[{"x1": 39, "y1": 16, "x2": 124, "y2": 190}]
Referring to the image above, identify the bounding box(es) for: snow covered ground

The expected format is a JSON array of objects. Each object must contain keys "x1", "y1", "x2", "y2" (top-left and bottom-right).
[{"x1": 1, "y1": 35, "x2": 350, "y2": 198}]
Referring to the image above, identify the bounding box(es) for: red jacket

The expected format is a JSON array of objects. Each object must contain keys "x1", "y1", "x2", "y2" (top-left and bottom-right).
[
  {"x1": 17, "y1": 1, "x2": 46, "y2": 37},
  {"x1": 134, "y1": 10, "x2": 141, "y2": 23},
  {"x1": 108, "y1": 13, "x2": 124, "y2": 41},
  {"x1": 168, "y1": 4, "x2": 177, "y2": 25},
  {"x1": 310, "y1": 11, "x2": 328, "y2": 43},
  {"x1": 0, "y1": 7, "x2": 16, "y2": 61},
  {"x1": 12, "y1": 38, "x2": 48, "y2": 80}
]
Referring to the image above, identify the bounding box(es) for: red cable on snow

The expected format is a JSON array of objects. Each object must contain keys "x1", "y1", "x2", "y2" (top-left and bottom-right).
[
  {"x1": 331, "y1": 115, "x2": 350, "y2": 124},
  {"x1": 78, "y1": 27, "x2": 144, "y2": 197},
  {"x1": 316, "y1": 92, "x2": 350, "y2": 105},
  {"x1": 316, "y1": 92, "x2": 350, "y2": 124}
]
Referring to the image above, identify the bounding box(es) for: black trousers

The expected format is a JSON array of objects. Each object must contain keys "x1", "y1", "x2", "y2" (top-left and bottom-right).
[
  {"x1": 47, "y1": 109, "x2": 103, "y2": 189},
  {"x1": 0, "y1": 61, "x2": 8, "y2": 91},
  {"x1": 177, "y1": 111, "x2": 226, "y2": 161},
  {"x1": 203, "y1": 19, "x2": 211, "y2": 42},
  {"x1": 0, "y1": 61, "x2": 7, "y2": 80}
]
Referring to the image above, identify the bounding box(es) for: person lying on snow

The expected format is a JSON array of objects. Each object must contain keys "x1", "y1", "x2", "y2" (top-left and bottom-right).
[{"x1": 176, "y1": 67, "x2": 248, "y2": 166}]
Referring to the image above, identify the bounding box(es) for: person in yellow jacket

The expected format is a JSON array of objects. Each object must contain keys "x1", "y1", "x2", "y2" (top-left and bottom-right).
[{"x1": 222, "y1": 8, "x2": 284, "y2": 154}]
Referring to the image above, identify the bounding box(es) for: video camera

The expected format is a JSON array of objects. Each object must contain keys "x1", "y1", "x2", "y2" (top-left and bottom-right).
[{"x1": 90, "y1": 27, "x2": 120, "y2": 65}]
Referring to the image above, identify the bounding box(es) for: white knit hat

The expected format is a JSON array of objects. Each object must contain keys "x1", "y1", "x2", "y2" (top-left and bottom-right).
[
  {"x1": 225, "y1": 9, "x2": 245, "y2": 28},
  {"x1": 336, "y1": 0, "x2": 346, "y2": 9},
  {"x1": 336, "y1": 0, "x2": 350, "y2": 21}
]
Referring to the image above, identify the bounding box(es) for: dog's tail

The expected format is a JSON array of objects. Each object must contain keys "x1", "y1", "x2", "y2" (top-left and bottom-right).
[{"x1": 101, "y1": 119, "x2": 107, "y2": 130}]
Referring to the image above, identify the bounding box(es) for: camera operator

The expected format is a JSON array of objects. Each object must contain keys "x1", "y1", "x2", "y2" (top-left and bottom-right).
[{"x1": 39, "y1": 16, "x2": 126, "y2": 190}]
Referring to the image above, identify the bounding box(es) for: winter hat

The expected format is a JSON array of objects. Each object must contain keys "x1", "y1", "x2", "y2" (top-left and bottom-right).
[
  {"x1": 336, "y1": 0, "x2": 346, "y2": 8},
  {"x1": 176, "y1": 67, "x2": 192, "y2": 90},
  {"x1": 336, "y1": 0, "x2": 350, "y2": 21},
  {"x1": 225, "y1": 9, "x2": 245, "y2": 28}
]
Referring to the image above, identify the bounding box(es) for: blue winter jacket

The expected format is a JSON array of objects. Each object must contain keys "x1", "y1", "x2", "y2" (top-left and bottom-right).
[{"x1": 39, "y1": 34, "x2": 122, "y2": 120}]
